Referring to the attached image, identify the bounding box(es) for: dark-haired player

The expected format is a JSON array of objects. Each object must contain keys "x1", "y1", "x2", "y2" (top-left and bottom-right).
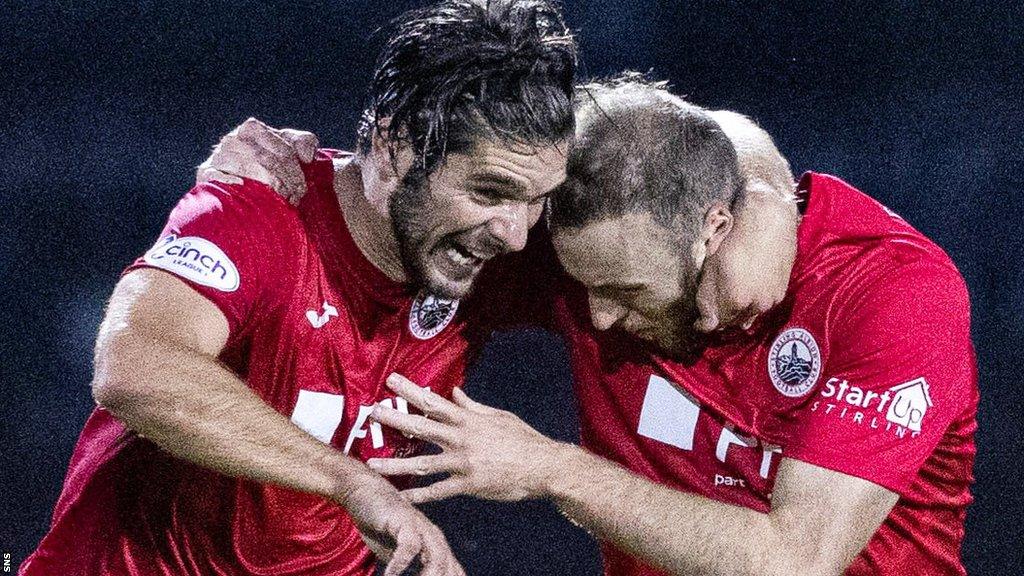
[
  {"x1": 359, "y1": 81, "x2": 973, "y2": 575},
  {"x1": 20, "y1": 1, "x2": 575, "y2": 575}
]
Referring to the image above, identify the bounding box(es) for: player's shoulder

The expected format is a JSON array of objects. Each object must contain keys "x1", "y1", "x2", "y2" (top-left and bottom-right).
[
  {"x1": 828, "y1": 239, "x2": 971, "y2": 339},
  {"x1": 186, "y1": 178, "x2": 300, "y2": 224},
  {"x1": 174, "y1": 177, "x2": 313, "y2": 254},
  {"x1": 801, "y1": 172, "x2": 967, "y2": 297},
  {"x1": 151, "y1": 178, "x2": 312, "y2": 281}
]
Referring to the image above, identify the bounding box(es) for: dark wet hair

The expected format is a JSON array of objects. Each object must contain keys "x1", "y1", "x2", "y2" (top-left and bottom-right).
[
  {"x1": 549, "y1": 73, "x2": 744, "y2": 237},
  {"x1": 357, "y1": 0, "x2": 577, "y2": 173}
]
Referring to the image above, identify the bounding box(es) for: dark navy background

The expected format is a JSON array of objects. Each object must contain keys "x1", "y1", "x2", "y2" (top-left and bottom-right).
[{"x1": 2, "y1": 1, "x2": 1021, "y2": 574}]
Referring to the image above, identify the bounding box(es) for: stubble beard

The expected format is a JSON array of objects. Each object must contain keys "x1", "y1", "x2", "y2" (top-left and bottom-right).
[
  {"x1": 389, "y1": 168, "x2": 469, "y2": 300},
  {"x1": 659, "y1": 259, "x2": 704, "y2": 359}
]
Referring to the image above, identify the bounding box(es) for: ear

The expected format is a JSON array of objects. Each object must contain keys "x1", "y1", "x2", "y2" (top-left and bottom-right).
[
  {"x1": 360, "y1": 118, "x2": 414, "y2": 214},
  {"x1": 693, "y1": 202, "x2": 734, "y2": 261},
  {"x1": 366, "y1": 118, "x2": 410, "y2": 185}
]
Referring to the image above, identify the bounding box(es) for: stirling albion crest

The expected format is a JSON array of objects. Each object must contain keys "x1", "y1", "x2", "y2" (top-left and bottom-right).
[
  {"x1": 408, "y1": 292, "x2": 459, "y2": 340},
  {"x1": 768, "y1": 327, "x2": 821, "y2": 397}
]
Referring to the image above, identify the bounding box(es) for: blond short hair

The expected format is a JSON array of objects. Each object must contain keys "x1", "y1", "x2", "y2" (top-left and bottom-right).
[{"x1": 709, "y1": 110, "x2": 795, "y2": 204}]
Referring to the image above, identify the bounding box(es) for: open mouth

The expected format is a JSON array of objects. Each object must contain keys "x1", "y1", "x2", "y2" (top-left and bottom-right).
[
  {"x1": 445, "y1": 242, "x2": 485, "y2": 268},
  {"x1": 433, "y1": 239, "x2": 492, "y2": 280}
]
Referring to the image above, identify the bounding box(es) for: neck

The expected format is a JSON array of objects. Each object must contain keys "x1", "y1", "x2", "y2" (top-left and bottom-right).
[
  {"x1": 741, "y1": 178, "x2": 800, "y2": 266},
  {"x1": 334, "y1": 159, "x2": 408, "y2": 283}
]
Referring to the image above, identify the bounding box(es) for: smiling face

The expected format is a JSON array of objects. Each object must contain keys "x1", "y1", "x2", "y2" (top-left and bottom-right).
[
  {"x1": 389, "y1": 138, "x2": 568, "y2": 299},
  {"x1": 552, "y1": 213, "x2": 704, "y2": 355}
]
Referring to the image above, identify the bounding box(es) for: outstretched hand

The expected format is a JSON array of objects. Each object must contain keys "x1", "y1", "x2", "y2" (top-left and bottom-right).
[{"x1": 367, "y1": 373, "x2": 566, "y2": 504}]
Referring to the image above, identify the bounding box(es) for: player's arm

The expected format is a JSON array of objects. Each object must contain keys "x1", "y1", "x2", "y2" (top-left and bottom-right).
[
  {"x1": 93, "y1": 270, "x2": 463, "y2": 576},
  {"x1": 93, "y1": 268, "x2": 362, "y2": 500},
  {"x1": 195, "y1": 118, "x2": 798, "y2": 335},
  {"x1": 369, "y1": 260, "x2": 971, "y2": 575},
  {"x1": 367, "y1": 376, "x2": 894, "y2": 576},
  {"x1": 536, "y1": 447, "x2": 895, "y2": 575}
]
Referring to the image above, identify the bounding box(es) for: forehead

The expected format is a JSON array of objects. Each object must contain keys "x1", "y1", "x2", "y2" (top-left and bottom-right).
[
  {"x1": 552, "y1": 214, "x2": 677, "y2": 286},
  {"x1": 444, "y1": 139, "x2": 569, "y2": 197}
]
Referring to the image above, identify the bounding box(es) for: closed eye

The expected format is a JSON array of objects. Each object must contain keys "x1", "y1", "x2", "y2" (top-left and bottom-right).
[
  {"x1": 593, "y1": 284, "x2": 647, "y2": 301},
  {"x1": 472, "y1": 187, "x2": 505, "y2": 205}
]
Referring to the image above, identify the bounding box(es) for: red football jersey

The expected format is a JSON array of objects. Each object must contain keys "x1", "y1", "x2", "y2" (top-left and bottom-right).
[
  {"x1": 558, "y1": 173, "x2": 977, "y2": 576},
  {"x1": 20, "y1": 151, "x2": 528, "y2": 575}
]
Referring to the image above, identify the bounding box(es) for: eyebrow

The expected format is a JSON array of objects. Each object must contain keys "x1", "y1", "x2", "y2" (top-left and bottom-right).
[
  {"x1": 592, "y1": 282, "x2": 646, "y2": 293},
  {"x1": 470, "y1": 172, "x2": 533, "y2": 200}
]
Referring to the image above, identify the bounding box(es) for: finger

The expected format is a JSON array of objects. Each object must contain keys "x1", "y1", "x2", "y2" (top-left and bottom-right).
[
  {"x1": 217, "y1": 117, "x2": 267, "y2": 155},
  {"x1": 236, "y1": 117, "x2": 268, "y2": 136},
  {"x1": 419, "y1": 526, "x2": 456, "y2": 576},
  {"x1": 216, "y1": 137, "x2": 289, "y2": 188},
  {"x1": 199, "y1": 145, "x2": 285, "y2": 191},
  {"x1": 383, "y1": 531, "x2": 419, "y2": 576},
  {"x1": 231, "y1": 119, "x2": 306, "y2": 201},
  {"x1": 386, "y1": 373, "x2": 464, "y2": 423},
  {"x1": 223, "y1": 117, "x2": 266, "y2": 141},
  {"x1": 400, "y1": 478, "x2": 469, "y2": 504},
  {"x1": 236, "y1": 131, "x2": 306, "y2": 202},
  {"x1": 195, "y1": 168, "x2": 243, "y2": 185},
  {"x1": 372, "y1": 405, "x2": 453, "y2": 445},
  {"x1": 279, "y1": 128, "x2": 320, "y2": 163},
  {"x1": 415, "y1": 525, "x2": 440, "y2": 576},
  {"x1": 240, "y1": 123, "x2": 301, "y2": 161},
  {"x1": 368, "y1": 454, "x2": 459, "y2": 477},
  {"x1": 451, "y1": 387, "x2": 491, "y2": 413}
]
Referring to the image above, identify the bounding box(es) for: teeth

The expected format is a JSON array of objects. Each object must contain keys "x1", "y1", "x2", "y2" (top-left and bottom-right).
[{"x1": 446, "y1": 247, "x2": 473, "y2": 266}]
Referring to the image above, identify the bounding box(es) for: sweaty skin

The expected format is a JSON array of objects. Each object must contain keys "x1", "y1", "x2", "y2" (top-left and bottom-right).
[
  {"x1": 189, "y1": 117, "x2": 813, "y2": 574},
  {"x1": 93, "y1": 270, "x2": 463, "y2": 576},
  {"x1": 195, "y1": 112, "x2": 962, "y2": 576},
  {"x1": 341, "y1": 134, "x2": 567, "y2": 298},
  {"x1": 357, "y1": 113, "x2": 896, "y2": 576},
  {"x1": 368, "y1": 375, "x2": 898, "y2": 576},
  {"x1": 196, "y1": 118, "x2": 796, "y2": 330}
]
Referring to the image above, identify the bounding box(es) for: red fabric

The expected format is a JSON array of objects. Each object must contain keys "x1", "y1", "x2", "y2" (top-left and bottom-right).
[
  {"x1": 20, "y1": 151, "x2": 529, "y2": 575},
  {"x1": 560, "y1": 173, "x2": 977, "y2": 576}
]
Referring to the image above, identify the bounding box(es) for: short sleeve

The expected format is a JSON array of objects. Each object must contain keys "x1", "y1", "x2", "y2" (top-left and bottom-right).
[
  {"x1": 125, "y1": 179, "x2": 302, "y2": 337},
  {"x1": 780, "y1": 262, "x2": 975, "y2": 495}
]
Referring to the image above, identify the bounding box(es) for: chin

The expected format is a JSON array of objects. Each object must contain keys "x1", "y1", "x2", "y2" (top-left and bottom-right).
[
  {"x1": 414, "y1": 245, "x2": 488, "y2": 300},
  {"x1": 631, "y1": 328, "x2": 696, "y2": 359},
  {"x1": 420, "y1": 266, "x2": 477, "y2": 300}
]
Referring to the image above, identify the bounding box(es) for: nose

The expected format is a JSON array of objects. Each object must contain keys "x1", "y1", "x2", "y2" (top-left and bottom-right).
[
  {"x1": 486, "y1": 203, "x2": 529, "y2": 253},
  {"x1": 589, "y1": 293, "x2": 627, "y2": 331}
]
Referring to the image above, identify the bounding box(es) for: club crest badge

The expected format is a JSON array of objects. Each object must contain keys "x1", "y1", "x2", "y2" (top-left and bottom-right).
[
  {"x1": 408, "y1": 292, "x2": 459, "y2": 340},
  {"x1": 767, "y1": 328, "x2": 821, "y2": 397}
]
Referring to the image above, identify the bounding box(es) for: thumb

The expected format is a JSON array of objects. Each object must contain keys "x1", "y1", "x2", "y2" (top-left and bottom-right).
[
  {"x1": 196, "y1": 167, "x2": 243, "y2": 186},
  {"x1": 279, "y1": 129, "x2": 320, "y2": 163}
]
